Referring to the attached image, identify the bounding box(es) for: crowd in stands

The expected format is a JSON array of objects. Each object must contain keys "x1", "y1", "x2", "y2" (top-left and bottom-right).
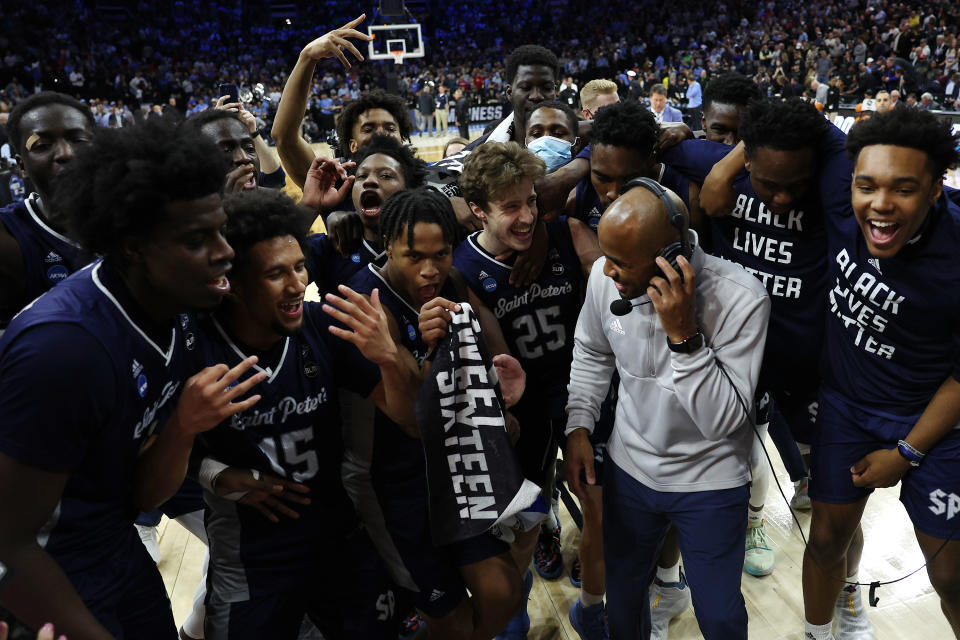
[{"x1": 1, "y1": 0, "x2": 958, "y2": 143}]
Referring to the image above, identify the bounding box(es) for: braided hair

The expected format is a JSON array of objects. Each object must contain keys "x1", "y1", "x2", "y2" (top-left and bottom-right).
[{"x1": 379, "y1": 187, "x2": 460, "y2": 250}]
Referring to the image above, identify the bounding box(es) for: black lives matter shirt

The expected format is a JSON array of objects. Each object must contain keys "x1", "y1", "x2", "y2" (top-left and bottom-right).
[
  {"x1": 661, "y1": 126, "x2": 851, "y2": 395},
  {"x1": 823, "y1": 190, "x2": 960, "y2": 417}
]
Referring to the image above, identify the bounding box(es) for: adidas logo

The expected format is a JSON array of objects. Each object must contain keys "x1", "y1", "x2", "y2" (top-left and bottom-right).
[
  {"x1": 44, "y1": 251, "x2": 62, "y2": 264},
  {"x1": 131, "y1": 359, "x2": 143, "y2": 378},
  {"x1": 609, "y1": 318, "x2": 625, "y2": 335},
  {"x1": 428, "y1": 588, "x2": 445, "y2": 602},
  {"x1": 868, "y1": 258, "x2": 882, "y2": 274},
  {"x1": 479, "y1": 270, "x2": 489, "y2": 280}
]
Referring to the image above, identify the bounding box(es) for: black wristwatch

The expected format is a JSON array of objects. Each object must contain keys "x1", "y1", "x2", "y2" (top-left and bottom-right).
[{"x1": 667, "y1": 329, "x2": 704, "y2": 354}]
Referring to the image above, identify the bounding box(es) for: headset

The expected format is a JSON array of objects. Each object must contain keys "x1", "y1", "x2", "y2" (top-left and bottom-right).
[{"x1": 620, "y1": 176, "x2": 692, "y2": 281}]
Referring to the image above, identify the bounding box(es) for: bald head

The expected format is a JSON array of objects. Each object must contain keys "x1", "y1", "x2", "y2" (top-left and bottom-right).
[{"x1": 598, "y1": 184, "x2": 688, "y2": 299}]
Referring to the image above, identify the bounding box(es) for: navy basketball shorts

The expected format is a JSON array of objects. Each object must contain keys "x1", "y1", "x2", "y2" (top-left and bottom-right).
[
  {"x1": 377, "y1": 478, "x2": 510, "y2": 619},
  {"x1": 206, "y1": 528, "x2": 399, "y2": 640},
  {"x1": 809, "y1": 387, "x2": 960, "y2": 540},
  {"x1": 756, "y1": 385, "x2": 818, "y2": 445}
]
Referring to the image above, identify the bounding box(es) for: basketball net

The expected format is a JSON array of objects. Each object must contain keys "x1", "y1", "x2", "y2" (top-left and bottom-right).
[{"x1": 390, "y1": 50, "x2": 405, "y2": 65}]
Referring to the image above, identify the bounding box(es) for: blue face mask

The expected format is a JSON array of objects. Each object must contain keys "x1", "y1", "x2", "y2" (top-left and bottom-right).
[{"x1": 527, "y1": 135, "x2": 574, "y2": 173}]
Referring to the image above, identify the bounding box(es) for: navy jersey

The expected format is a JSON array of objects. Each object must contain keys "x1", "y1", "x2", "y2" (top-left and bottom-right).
[
  {"x1": 194, "y1": 303, "x2": 380, "y2": 596},
  {"x1": 661, "y1": 127, "x2": 851, "y2": 392},
  {"x1": 453, "y1": 219, "x2": 584, "y2": 416},
  {"x1": 822, "y1": 195, "x2": 960, "y2": 416},
  {"x1": 0, "y1": 261, "x2": 196, "y2": 578},
  {"x1": 305, "y1": 233, "x2": 384, "y2": 297},
  {"x1": 346, "y1": 263, "x2": 458, "y2": 485},
  {"x1": 0, "y1": 193, "x2": 91, "y2": 325}
]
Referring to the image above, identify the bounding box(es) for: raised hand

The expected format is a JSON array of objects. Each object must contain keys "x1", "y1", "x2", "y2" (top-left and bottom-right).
[
  {"x1": 300, "y1": 14, "x2": 372, "y2": 69},
  {"x1": 300, "y1": 157, "x2": 356, "y2": 215},
  {"x1": 323, "y1": 286, "x2": 398, "y2": 365},
  {"x1": 175, "y1": 357, "x2": 265, "y2": 435},
  {"x1": 648, "y1": 255, "x2": 697, "y2": 344}
]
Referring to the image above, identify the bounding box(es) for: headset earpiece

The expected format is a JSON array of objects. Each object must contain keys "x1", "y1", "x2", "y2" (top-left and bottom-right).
[{"x1": 619, "y1": 177, "x2": 692, "y2": 280}]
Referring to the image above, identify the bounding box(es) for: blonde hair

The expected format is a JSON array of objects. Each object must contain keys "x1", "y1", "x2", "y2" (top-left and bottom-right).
[
  {"x1": 580, "y1": 79, "x2": 618, "y2": 112},
  {"x1": 459, "y1": 142, "x2": 545, "y2": 210}
]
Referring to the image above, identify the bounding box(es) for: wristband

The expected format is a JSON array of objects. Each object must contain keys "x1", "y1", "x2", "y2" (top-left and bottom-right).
[
  {"x1": 897, "y1": 440, "x2": 924, "y2": 468},
  {"x1": 198, "y1": 457, "x2": 230, "y2": 492},
  {"x1": 251, "y1": 128, "x2": 262, "y2": 138}
]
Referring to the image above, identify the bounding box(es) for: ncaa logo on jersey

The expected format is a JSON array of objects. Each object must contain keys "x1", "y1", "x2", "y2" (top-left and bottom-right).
[
  {"x1": 407, "y1": 324, "x2": 417, "y2": 341},
  {"x1": 551, "y1": 263, "x2": 565, "y2": 276},
  {"x1": 46, "y1": 264, "x2": 68, "y2": 283},
  {"x1": 482, "y1": 277, "x2": 497, "y2": 292},
  {"x1": 137, "y1": 373, "x2": 148, "y2": 398},
  {"x1": 184, "y1": 332, "x2": 196, "y2": 350},
  {"x1": 300, "y1": 343, "x2": 319, "y2": 378},
  {"x1": 351, "y1": 253, "x2": 361, "y2": 263}
]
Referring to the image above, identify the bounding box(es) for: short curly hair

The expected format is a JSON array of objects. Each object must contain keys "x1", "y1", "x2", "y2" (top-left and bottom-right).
[
  {"x1": 351, "y1": 134, "x2": 427, "y2": 189},
  {"x1": 222, "y1": 189, "x2": 310, "y2": 278},
  {"x1": 183, "y1": 108, "x2": 241, "y2": 133},
  {"x1": 847, "y1": 108, "x2": 960, "y2": 178},
  {"x1": 336, "y1": 89, "x2": 412, "y2": 156},
  {"x1": 591, "y1": 99, "x2": 659, "y2": 156},
  {"x1": 703, "y1": 73, "x2": 762, "y2": 113},
  {"x1": 379, "y1": 187, "x2": 460, "y2": 250},
  {"x1": 459, "y1": 142, "x2": 545, "y2": 211},
  {"x1": 7, "y1": 91, "x2": 97, "y2": 153},
  {"x1": 505, "y1": 45, "x2": 560, "y2": 85},
  {"x1": 740, "y1": 97, "x2": 829, "y2": 156},
  {"x1": 52, "y1": 119, "x2": 226, "y2": 258}
]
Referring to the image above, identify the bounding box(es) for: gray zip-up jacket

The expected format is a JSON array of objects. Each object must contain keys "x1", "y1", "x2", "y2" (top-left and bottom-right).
[{"x1": 565, "y1": 234, "x2": 771, "y2": 492}]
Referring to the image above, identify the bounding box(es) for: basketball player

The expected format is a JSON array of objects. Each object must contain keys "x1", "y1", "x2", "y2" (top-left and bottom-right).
[
  {"x1": 0, "y1": 92, "x2": 96, "y2": 328},
  {"x1": 661, "y1": 96, "x2": 850, "y2": 579},
  {"x1": 304, "y1": 135, "x2": 425, "y2": 297},
  {"x1": 190, "y1": 188, "x2": 416, "y2": 639},
  {"x1": 345, "y1": 187, "x2": 527, "y2": 640},
  {"x1": 803, "y1": 109, "x2": 960, "y2": 640},
  {"x1": 187, "y1": 109, "x2": 261, "y2": 193},
  {"x1": 456, "y1": 142, "x2": 602, "y2": 638},
  {"x1": 271, "y1": 15, "x2": 412, "y2": 189},
  {"x1": 0, "y1": 120, "x2": 262, "y2": 639}
]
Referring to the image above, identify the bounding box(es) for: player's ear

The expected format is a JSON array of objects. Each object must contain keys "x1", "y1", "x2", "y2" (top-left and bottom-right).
[
  {"x1": 930, "y1": 176, "x2": 943, "y2": 205},
  {"x1": 468, "y1": 201, "x2": 486, "y2": 221},
  {"x1": 349, "y1": 138, "x2": 359, "y2": 154},
  {"x1": 121, "y1": 235, "x2": 144, "y2": 266}
]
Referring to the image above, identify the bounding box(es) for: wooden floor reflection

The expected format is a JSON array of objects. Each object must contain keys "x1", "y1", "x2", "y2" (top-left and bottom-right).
[{"x1": 159, "y1": 436, "x2": 954, "y2": 639}]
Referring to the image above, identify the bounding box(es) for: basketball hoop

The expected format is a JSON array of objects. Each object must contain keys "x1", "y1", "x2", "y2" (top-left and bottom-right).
[{"x1": 389, "y1": 50, "x2": 405, "y2": 65}]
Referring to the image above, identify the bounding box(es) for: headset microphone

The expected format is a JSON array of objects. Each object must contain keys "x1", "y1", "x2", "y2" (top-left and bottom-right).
[{"x1": 609, "y1": 297, "x2": 649, "y2": 316}]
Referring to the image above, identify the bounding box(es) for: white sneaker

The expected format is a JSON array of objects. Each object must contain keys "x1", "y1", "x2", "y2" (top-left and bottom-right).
[
  {"x1": 649, "y1": 572, "x2": 691, "y2": 640},
  {"x1": 834, "y1": 584, "x2": 875, "y2": 639},
  {"x1": 137, "y1": 524, "x2": 162, "y2": 564},
  {"x1": 791, "y1": 478, "x2": 813, "y2": 511},
  {"x1": 744, "y1": 520, "x2": 776, "y2": 576}
]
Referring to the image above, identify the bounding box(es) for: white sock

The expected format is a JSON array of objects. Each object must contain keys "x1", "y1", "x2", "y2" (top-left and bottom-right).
[
  {"x1": 656, "y1": 560, "x2": 681, "y2": 584},
  {"x1": 580, "y1": 590, "x2": 604, "y2": 607},
  {"x1": 803, "y1": 619, "x2": 835, "y2": 640},
  {"x1": 748, "y1": 503, "x2": 764, "y2": 527}
]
